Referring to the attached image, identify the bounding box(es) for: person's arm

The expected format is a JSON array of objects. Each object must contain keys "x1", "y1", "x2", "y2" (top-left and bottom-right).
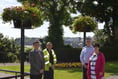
[
  {"x1": 51, "y1": 50, "x2": 57, "y2": 69},
  {"x1": 53, "y1": 50, "x2": 57, "y2": 64},
  {"x1": 99, "y1": 53, "x2": 105, "y2": 76},
  {"x1": 40, "y1": 52, "x2": 44, "y2": 74},
  {"x1": 40, "y1": 51, "x2": 45, "y2": 69},
  {"x1": 80, "y1": 48, "x2": 85, "y2": 65},
  {"x1": 29, "y1": 51, "x2": 40, "y2": 72}
]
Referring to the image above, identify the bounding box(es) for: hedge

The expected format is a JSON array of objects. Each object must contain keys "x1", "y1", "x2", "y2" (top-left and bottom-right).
[
  {"x1": 0, "y1": 52, "x2": 17, "y2": 63},
  {"x1": 55, "y1": 48, "x2": 82, "y2": 63},
  {"x1": 100, "y1": 45, "x2": 118, "y2": 61}
]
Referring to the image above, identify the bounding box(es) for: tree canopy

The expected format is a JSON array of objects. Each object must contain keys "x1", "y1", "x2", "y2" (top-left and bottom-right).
[
  {"x1": 78, "y1": 0, "x2": 118, "y2": 41},
  {"x1": 17, "y1": 0, "x2": 78, "y2": 48}
]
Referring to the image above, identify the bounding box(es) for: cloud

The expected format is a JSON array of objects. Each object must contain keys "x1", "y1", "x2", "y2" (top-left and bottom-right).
[{"x1": 0, "y1": 0, "x2": 21, "y2": 13}]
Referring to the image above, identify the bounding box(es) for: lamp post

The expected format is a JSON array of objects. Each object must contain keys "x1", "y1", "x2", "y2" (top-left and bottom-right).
[
  {"x1": 14, "y1": 18, "x2": 32, "y2": 79},
  {"x1": 83, "y1": 25, "x2": 91, "y2": 46},
  {"x1": 14, "y1": 19, "x2": 25, "y2": 79},
  {"x1": 20, "y1": 24, "x2": 25, "y2": 79}
]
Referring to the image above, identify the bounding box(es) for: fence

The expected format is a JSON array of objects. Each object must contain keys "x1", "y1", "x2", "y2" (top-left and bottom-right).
[{"x1": 0, "y1": 69, "x2": 30, "y2": 79}]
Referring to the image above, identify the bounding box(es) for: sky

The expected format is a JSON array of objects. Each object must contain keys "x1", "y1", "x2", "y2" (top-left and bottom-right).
[{"x1": 0, "y1": 0, "x2": 104, "y2": 39}]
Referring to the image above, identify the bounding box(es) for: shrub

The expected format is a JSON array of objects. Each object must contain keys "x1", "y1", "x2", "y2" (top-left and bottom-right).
[
  {"x1": 7, "y1": 52, "x2": 17, "y2": 62},
  {"x1": 0, "y1": 52, "x2": 17, "y2": 63},
  {"x1": 100, "y1": 45, "x2": 118, "y2": 61}
]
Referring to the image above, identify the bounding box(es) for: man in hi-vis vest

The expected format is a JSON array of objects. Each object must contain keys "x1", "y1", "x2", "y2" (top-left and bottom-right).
[{"x1": 43, "y1": 42, "x2": 57, "y2": 79}]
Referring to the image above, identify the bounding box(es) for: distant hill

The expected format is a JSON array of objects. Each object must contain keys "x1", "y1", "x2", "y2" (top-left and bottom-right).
[
  {"x1": 15, "y1": 37, "x2": 39, "y2": 45},
  {"x1": 64, "y1": 37, "x2": 83, "y2": 48},
  {"x1": 15, "y1": 37, "x2": 84, "y2": 48}
]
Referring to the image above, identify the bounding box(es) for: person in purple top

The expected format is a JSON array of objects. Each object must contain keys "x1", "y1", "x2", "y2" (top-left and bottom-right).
[
  {"x1": 29, "y1": 41, "x2": 44, "y2": 79},
  {"x1": 80, "y1": 37, "x2": 94, "y2": 79}
]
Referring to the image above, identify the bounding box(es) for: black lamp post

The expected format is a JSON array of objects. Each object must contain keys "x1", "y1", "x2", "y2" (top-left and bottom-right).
[
  {"x1": 83, "y1": 25, "x2": 91, "y2": 46},
  {"x1": 13, "y1": 19, "x2": 32, "y2": 79},
  {"x1": 20, "y1": 25, "x2": 25, "y2": 79}
]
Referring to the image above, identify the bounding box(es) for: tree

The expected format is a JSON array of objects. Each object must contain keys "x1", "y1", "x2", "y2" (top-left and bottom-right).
[
  {"x1": 17, "y1": 0, "x2": 77, "y2": 48},
  {"x1": 72, "y1": 15, "x2": 97, "y2": 45},
  {"x1": 93, "y1": 29, "x2": 108, "y2": 46},
  {"x1": 77, "y1": 0, "x2": 118, "y2": 41},
  {"x1": 0, "y1": 33, "x2": 19, "y2": 62}
]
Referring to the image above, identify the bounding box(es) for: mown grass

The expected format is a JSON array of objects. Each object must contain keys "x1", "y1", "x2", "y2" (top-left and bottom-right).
[{"x1": 0, "y1": 62, "x2": 118, "y2": 79}]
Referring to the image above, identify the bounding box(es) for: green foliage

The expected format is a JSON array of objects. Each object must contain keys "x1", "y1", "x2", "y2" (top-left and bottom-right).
[
  {"x1": 24, "y1": 47, "x2": 32, "y2": 62},
  {"x1": 93, "y1": 29, "x2": 108, "y2": 46},
  {"x1": 72, "y1": 15, "x2": 97, "y2": 32},
  {"x1": 78, "y1": 0, "x2": 118, "y2": 40},
  {"x1": 0, "y1": 33, "x2": 19, "y2": 62},
  {"x1": 7, "y1": 52, "x2": 17, "y2": 62},
  {"x1": 25, "y1": 47, "x2": 32, "y2": 53}
]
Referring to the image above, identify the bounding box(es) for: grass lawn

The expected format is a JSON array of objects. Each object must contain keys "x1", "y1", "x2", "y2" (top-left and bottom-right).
[{"x1": 0, "y1": 62, "x2": 118, "y2": 79}]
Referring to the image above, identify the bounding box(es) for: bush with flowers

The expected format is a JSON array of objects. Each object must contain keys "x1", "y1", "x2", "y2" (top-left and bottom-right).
[
  {"x1": 55, "y1": 62, "x2": 82, "y2": 68},
  {"x1": 2, "y1": 6, "x2": 44, "y2": 28}
]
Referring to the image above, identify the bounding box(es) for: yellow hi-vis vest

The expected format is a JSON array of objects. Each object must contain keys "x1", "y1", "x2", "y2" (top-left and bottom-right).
[{"x1": 43, "y1": 49, "x2": 57, "y2": 71}]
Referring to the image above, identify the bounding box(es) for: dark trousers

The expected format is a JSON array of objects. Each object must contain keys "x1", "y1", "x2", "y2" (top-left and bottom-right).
[
  {"x1": 82, "y1": 66, "x2": 87, "y2": 79},
  {"x1": 44, "y1": 68, "x2": 54, "y2": 79},
  {"x1": 30, "y1": 74, "x2": 42, "y2": 79}
]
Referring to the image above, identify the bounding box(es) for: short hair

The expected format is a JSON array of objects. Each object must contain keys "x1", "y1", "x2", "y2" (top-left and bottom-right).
[
  {"x1": 93, "y1": 43, "x2": 100, "y2": 47},
  {"x1": 46, "y1": 42, "x2": 52, "y2": 45},
  {"x1": 86, "y1": 37, "x2": 92, "y2": 40},
  {"x1": 33, "y1": 40, "x2": 40, "y2": 45}
]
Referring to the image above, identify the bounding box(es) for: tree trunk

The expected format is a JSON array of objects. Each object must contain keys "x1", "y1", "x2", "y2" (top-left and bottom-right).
[
  {"x1": 48, "y1": 20, "x2": 64, "y2": 49},
  {"x1": 114, "y1": 26, "x2": 118, "y2": 40},
  {"x1": 113, "y1": 7, "x2": 118, "y2": 40}
]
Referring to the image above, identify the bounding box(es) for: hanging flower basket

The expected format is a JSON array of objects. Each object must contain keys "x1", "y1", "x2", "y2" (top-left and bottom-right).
[
  {"x1": 13, "y1": 19, "x2": 22, "y2": 28},
  {"x1": 72, "y1": 16, "x2": 97, "y2": 32},
  {"x1": 2, "y1": 6, "x2": 44, "y2": 29}
]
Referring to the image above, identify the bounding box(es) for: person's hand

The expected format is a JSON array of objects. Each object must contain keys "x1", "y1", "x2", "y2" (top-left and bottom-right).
[
  {"x1": 99, "y1": 72, "x2": 103, "y2": 76},
  {"x1": 51, "y1": 65, "x2": 55, "y2": 69},
  {"x1": 40, "y1": 69, "x2": 44, "y2": 74},
  {"x1": 84, "y1": 64, "x2": 87, "y2": 69}
]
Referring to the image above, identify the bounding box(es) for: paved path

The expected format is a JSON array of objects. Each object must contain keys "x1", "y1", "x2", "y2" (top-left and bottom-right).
[
  {"x1": 0, "y1": 62, "x2": 29, "y2": 66},
  {"x1": 0, "y1": 72, "x2": 13, "y2": 77},
  {"x1": 0, "y1": 72, "x2": 30, "y2": 79}
]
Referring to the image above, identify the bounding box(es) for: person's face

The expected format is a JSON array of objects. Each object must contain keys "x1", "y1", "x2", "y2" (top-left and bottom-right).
[
  {"x1": 94, "y1": 46, "x2": 99, "y2": 52},
  {"x1": 46, "y1": 43, "x2": 53, "y2": 50},
  {"x1": 86, "y1": 39, "x2": 92, "y2": 46},
  {"x1": 33, "y1": 43, "x2": 40, "y2": 49}
]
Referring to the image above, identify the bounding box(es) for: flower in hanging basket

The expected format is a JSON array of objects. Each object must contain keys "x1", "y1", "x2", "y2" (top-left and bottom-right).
[
  {"x1": 2, "y1": 6, "x2": 44, "y2": 29},
  {"x1": 72, "y1": 16, "x2": 97, "y2": 32}
]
